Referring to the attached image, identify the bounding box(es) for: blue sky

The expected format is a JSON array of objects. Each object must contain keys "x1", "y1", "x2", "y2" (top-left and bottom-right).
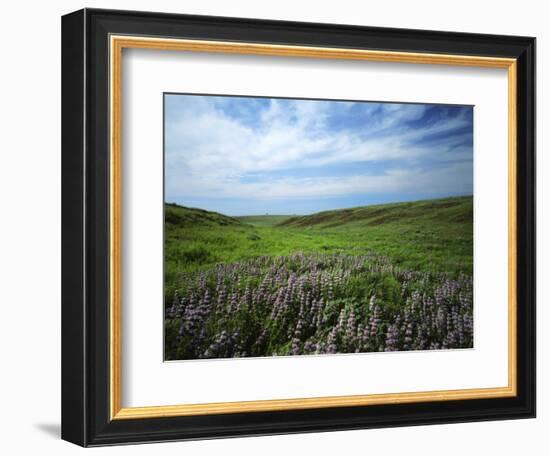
[{"x1": 165, "y1": 94, "x2": 473, "y2": 216}]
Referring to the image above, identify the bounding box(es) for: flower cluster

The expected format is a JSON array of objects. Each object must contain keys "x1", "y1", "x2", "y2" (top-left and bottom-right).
[{"x1": 165, "y1": 252, "x2": 473, "y2": 360}]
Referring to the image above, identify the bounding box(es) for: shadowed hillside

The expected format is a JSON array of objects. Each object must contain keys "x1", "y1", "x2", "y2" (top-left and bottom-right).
[
  {"x1": 165, "y1": 203, "x2": 242, "y2": 227},
  {"x1": 278, "y1": 196, "x2": 472, "y2": 229},
  {"x1": 236, "y1": 215, "x2": 294, "y2": 227}
]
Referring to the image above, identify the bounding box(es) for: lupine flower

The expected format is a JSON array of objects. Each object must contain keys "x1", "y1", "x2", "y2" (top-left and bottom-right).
[{"x1": 165, "y1": 252, "x2": 473, "y2": 359}]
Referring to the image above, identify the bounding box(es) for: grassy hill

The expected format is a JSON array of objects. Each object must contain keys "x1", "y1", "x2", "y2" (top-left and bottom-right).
[
  {"x1": 164, "y1": 196, "x2": 473, "y2": 302},
  {"x1": 165, "y1": 203, "x2": 241, "y2": 227},
  {"x1": 279, "y1": 196, "x2": 472, "y2": 229},
  {"x1": 236, "y1": 215, "x2": 294, "y2": 227}
]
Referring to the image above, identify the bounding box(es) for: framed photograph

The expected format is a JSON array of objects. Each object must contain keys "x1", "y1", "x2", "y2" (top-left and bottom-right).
[{"x1": 61, "y1": 8, "x2": 535, "y2": 447}]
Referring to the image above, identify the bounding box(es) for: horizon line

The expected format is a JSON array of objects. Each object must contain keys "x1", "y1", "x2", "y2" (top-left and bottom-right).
[{"x1": 165, "y1": 194, "x2": 473, "y2": 218}]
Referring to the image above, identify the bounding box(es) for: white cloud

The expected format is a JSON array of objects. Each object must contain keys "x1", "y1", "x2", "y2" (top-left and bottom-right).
[
  {"x1": 165, "y1": 96, "x2": 472, "y2": 200},
  {"x1": 168, "y1": 162, "x2": 472, "y2": 200}
]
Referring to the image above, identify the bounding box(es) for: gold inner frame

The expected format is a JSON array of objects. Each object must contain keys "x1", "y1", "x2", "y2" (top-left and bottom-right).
[{"x1": 109, "y1": 35, "x2": 518, "y2": 420}]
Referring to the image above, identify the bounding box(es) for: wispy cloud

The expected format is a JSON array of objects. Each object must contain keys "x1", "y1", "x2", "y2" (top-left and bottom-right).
[{"x1": 165, "y1": 94, "x2": 473, "y2": 215}]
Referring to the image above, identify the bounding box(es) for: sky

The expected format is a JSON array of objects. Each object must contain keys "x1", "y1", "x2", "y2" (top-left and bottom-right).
[{"x1": 164, "y1": 94, "x2": 473, "y2": 216}]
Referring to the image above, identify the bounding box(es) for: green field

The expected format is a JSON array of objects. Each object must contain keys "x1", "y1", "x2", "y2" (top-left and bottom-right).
[
  {"x1": 164, "y1": 195, "x2": 473, "y2": 303},
  {"x1": 164, "y1": 196, "x2": 473, "y2": 359}
]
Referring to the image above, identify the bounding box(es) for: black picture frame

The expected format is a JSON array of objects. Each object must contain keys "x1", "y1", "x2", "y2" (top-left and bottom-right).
[{"x1": 62, "y1": 8, "x2": 536, "y2": 447}]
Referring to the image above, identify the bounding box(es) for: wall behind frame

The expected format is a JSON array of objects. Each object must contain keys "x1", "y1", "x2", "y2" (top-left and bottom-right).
[{"x1": 0, "y1": 1, "x2": 543, "y2": 455}]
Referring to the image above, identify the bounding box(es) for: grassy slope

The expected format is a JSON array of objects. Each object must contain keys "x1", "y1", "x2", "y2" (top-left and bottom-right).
[
  {"x1": 165, "y1": 196, "x2": 473, "y2": 301},
  {"x1": 279, "y1": 197, "x2": 471, "y2": 229},
  {"x1": 236, "y1": 215, "x2": 294, "y2": 227},
  {"x1": 165, "y1": 203, "x2": 241, "y2": 227}
]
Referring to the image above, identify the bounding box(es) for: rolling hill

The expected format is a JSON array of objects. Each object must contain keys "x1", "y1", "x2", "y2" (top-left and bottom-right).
[
  {"x1": 278, "y1": 196, "x2": 472, "y2": 229},
  {"x1": 236, "y1": 215, "x2": 294, "y2": 227},
  {"x1": 165, "y1": 202, "x2": 242, "y2": 227}
]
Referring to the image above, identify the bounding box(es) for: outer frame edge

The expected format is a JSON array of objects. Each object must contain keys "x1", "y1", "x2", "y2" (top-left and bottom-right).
[
  {"x1": 61, "y1": 8, "x2": 88, "y2": 448},
  {"x1": 66, "y1": 8, "x2": 536, "y2": 446}
]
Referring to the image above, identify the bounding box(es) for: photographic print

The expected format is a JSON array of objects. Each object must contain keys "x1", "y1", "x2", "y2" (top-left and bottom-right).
[{"x1": 164, "y1": 94, "x2": 474, "y2": 361}]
